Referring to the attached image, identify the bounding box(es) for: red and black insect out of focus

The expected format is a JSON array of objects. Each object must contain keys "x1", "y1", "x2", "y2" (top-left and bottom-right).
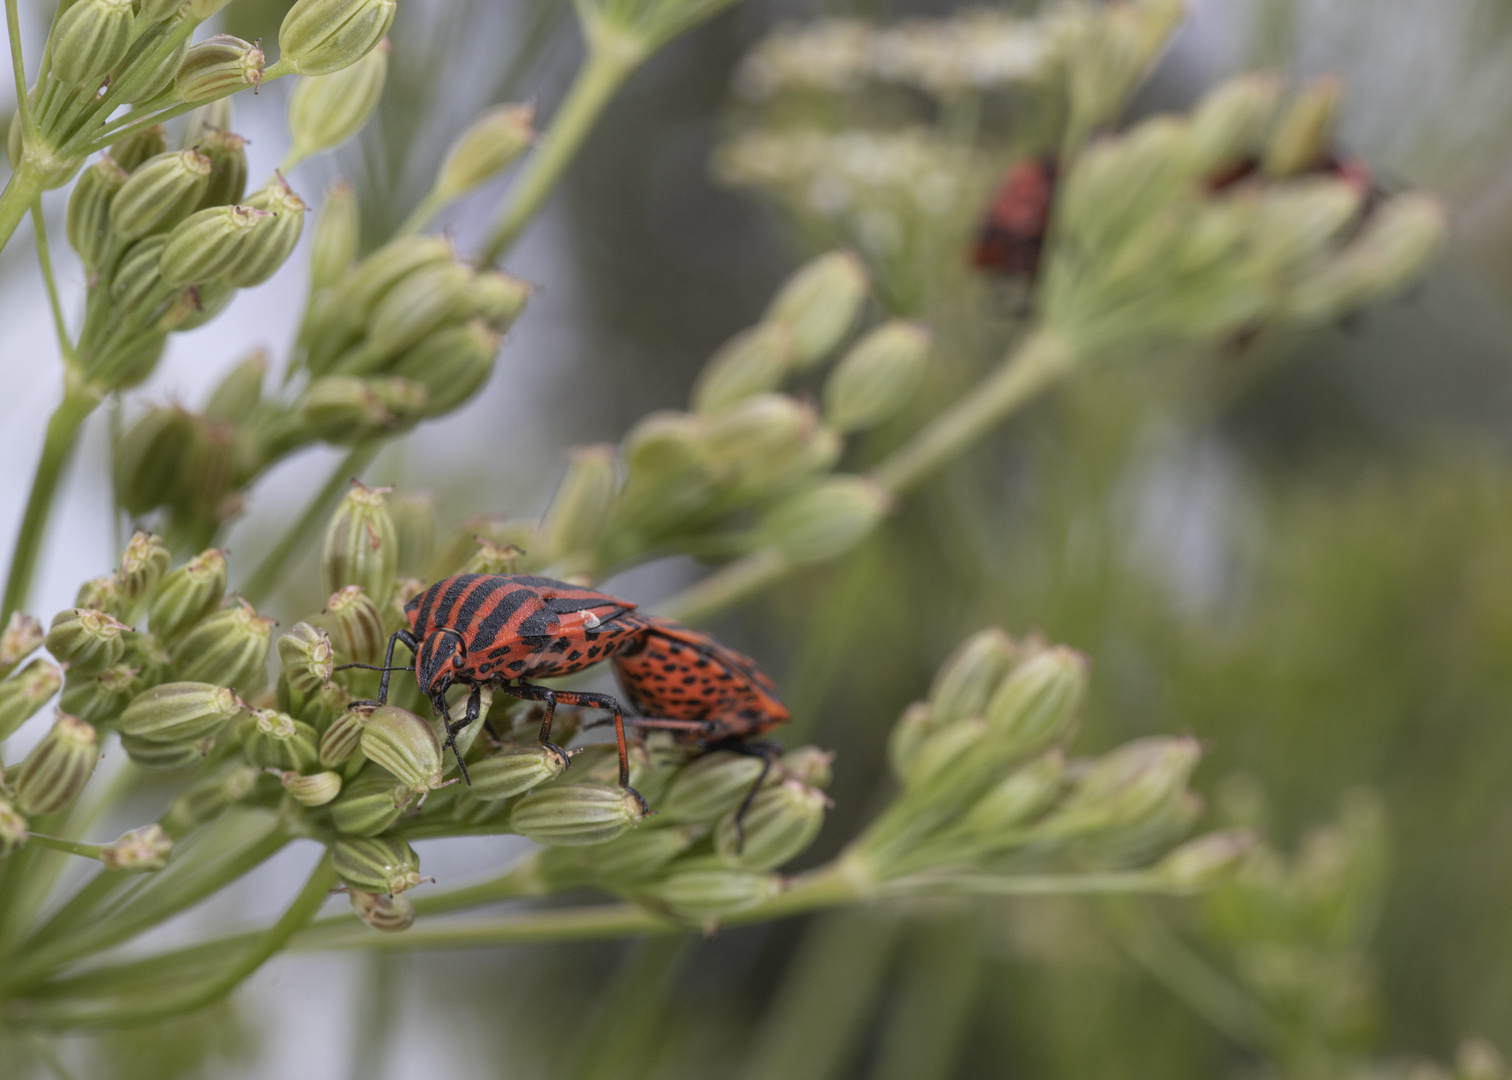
[{"x1": 338, "y1": 573, "x2": 791, "y2": 834}]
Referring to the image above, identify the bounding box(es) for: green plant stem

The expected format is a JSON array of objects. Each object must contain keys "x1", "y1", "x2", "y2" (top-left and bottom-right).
[
  {"x1": 0, "y1": 162, "x2": 43, "y2": 260},
  {"x1": 5, "y1": 0, "x2": 29, "y2": 133},
  {"x1": 24, "y1": 835, "x2": 104, "y2": 861},
  {"x1": 480, "y1": 38, "x2": 644, "y2": 263},
  {"x1": 30, "y1": 202, "x2": 73, "y2": 361},
  {"x1": 2, "y1": 376, "x2": 103, "y2": 623},
  {"x1": 240, "y1": 441, "x2": 380, "y2": 604},
  {"x1": 394, "y1": 188, "x2": 449, "y2": 238},
  {"x1": 654, "y1": 547, "x2": 787, "y2": 624}
]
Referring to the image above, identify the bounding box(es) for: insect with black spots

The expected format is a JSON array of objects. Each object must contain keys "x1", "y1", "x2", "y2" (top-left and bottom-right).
[{"x1": 340, "y1": 574, "x2": 791, "y2": 820}]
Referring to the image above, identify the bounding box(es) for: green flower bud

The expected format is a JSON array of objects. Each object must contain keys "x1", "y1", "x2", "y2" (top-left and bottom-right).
[
  {"x1": 73, "y1": 576, "x2": 122, "y2": 616},
  {"x1": 649, "y1": 868, "x2": 782, "y2": 920},
  {"x1": 1154, "y1": 829, "x2": 1258, "y2": 888},
  {"x1": 537, "y1": 823, "x2": 701, "y2": 887},
  {"x1": 111, "y1": 125, "x2": 170, "y2": 172},
  {"x1": 759, "y1": 477, "x2": 890, "y2": 565},
  {"x1": 120, "y1": 681, "x2": 242, "y2": 742},
  {"x1": 302, "y1": 236, "x2": 448, "y2": 371},
  {"x1": 299, "y1": 375, "x2": 394, "y2": 441},
  {"x1": 318, "y1": 585, "x2": 386, "y2": 665},
  {"x1": 281, "y1": 769, "x2": 343, "y2": 807},
  {"x1": 112, "y1": 20, "x2": 192, "y2": 104},
  {"x1": 330, "y1": 771, "x2": 413, "y2": 836},
  {"x1": 322, "y1": 483, "x2": 398, "y2": 607},
  {"x1": 110, "y1": 150, "x2": 214, "y2": 240},
  {"x1": 762, "y1": 251, "x2": 868, "y2": 369},
  {"x1": 67, "y1": 157, "x2": 131, "y2": 274},
  {"x1": 778, "y1": 746, "x2": 834, "y2": 789},
  {"x1": 714, "y1": 780, "x2": 827, "y2": 870},
  {"x1": 15, "y1": 712, "x2": 99, "y2": 815},
  {"x1": 822, "y1": 321, "x2": 930, "y2": 432},
  {"x1": 333, "y1": 834, "x2": 421, "y2": 895},
  {"x1": 316, "y1": 708, "x2": 365, "y2": 769},
  {"x1": 349, "y1": 888, "x2": 414, "y2": 931},
  {"x1": 544, "y1": 445, "x2": 618, "y2": 566},
  {"x1": 1184, "y1": 74, "x2": 1281, "y2": 177},
  {"x1": 1285, "y1": 193, "x2": 1447, "y2": 323},
  {"x1": 161, "y1": 761, "x2": 260, "y2": 835},
  {"x1": 0, "y1": 660, "x2": 65, "y2": 743},
  {"x1": 511, "y1": 783, "x2": 646, "y2": 846},
  {"x1": 342, "y1": 261, "x2": 472, "y2": 374},
  {"x1": 928, "y1": 629, "x2": 1017, "y2": 726},
  {"x1": 0, "y1": 613, "x2": 45, "y2": 680},
  {"x1": 692, "y1": 324, "x2": 792, "y2": 417},
  {"x1": 391, "y1": 318, "x2": 501, "y2": 417},
  {"x1": 235, "y1": 177, "x2": 307, "y2": 286},
  {"x1": 617, "y1": 412, "x2": 715, "y2": 530},
  {"x1": 1263, "y1": 78, "x2": 1342, "y2": 177},
  {"x1": 278, "y1": 622, "x2": 336, "y2": 697},
  {"x1": 203, "y1": 356, "x2": 265, "y2": 428},
  {"x1": 982, "y1": 646, "x2": 1087, "y2": 762},
  {"x1": 58, "y1": 662, "x2": 138, "y2": 725},
  {"x1": 105, "y1": 333, "x2": 169, "y2": 388},
  {"x1": 99, "y1": 824, "x2": 173, "y2": 871},
  {"x1": 279, "y1": 0, "x2": 396, "y2": 76},
  {"x1": 176, "y1": 35, "x2": 264, "y2": 102},
  {"x1": 116, "y1": 530, "x2": 171, "y2": 603},
  {"x1": 903, "y1": 716, "x2": 988, "y2": 793},
  {"x1": 114, "y1": 405, "x2": 192, "y2": 515},
  {"x1": 364, "y1": 377, "x2": 428, "y2": 429},
  {"x1": 169, "y1": 598, "x2": 274, "y2": 692},
  {"x1": 0, "y1": 798, "x2": 27, "y2": 858},
  {"x1": 50, "y1": 0, "x2": 134, "y2": 88},
  {"x1": 702, "y1": 394, "x2": 812, "y2": 478},
  {"x1": 286, "y1": 41, "x2": 389, "y2": 162},
  {"x1": 661, "y1": 752, "x2": 767, "y2": 824},
  {"x1": 193, "y1": 127, "x2": 249, "y2": 210},
  {"x1": 139, "y1": 0, "x2": 185, "y2": 24},
  {"x1": 1044, "y1": 736, "x2": 1203, "y2": 837},
  {"x1": 463, "y1": 539, "x2": 524, "y2": 576},
  {"x1": 435, "y1": 103, "x2": 535, "y2": 201},
  {"x1": 467, "y1": 744, "x2": 570, "y2": 801},
  {"x1": 958, "y1": 751, "x2": 1064, "y2": 839},
  {"x1": 122, "y1": 630, "x2": 172, "y2": 685},
  {"x1": 188, "y1": 0, "x2": 235, "y2": 17},
  {"x1": 359, "y1": 705, "x2": 443, "y2": 795},
  {"x1": 242, "y1": 709, "x2": 320, "y2": 772},
  {"x1": 46, "y1": 609, "x2": 130, "y2": 677},
  {"x1": 108, "y1": 235, "x2": 169, "y2": 313},
  {"x1": 309, "y1": 181, "x2": 359, "y2": 293},
  {"x1": 390, "y1": 492, "x2": 435, "y2": 577},
  {"x1": 183, "y1": 101, "x2": 235, "y2": 151},
  {"x1": 120, "y1": 730, "x2": 215, "y2": 769},
  {"x1": 461, "y1": 271, "x2": 530, "y2": 332}
]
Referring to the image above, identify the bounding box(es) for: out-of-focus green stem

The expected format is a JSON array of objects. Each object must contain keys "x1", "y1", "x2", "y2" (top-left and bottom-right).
[
  {"x1": 23, "y1": 836, "x2": 104, "y2": 861},
  {"x1": 0, "y1": 162, "x2": 44, "y2": 261},
  {"x1": 481, "y1": 32, "x2": 644, "y2": 263},
  {"x1": 5, "y1": 0, "x2": 30, "y2": 132},
  {"x1": 31, "y1": 202, "x2": 73, "y2": 361},
  {"x1": 655, "y1": 546, "x2": 787, "y2": 623}
]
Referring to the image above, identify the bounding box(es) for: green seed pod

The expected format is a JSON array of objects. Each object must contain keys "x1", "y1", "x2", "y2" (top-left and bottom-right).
[
  {"x1": 1043, "y1": 737, "x2": 1203, "y2": 837},
  {"x1": 235, "y1": 177, "x2": 307, "y2": 287},
  {"x1": 50, "y1": 0, "x2": 135, "y2": 88},
  {"x1": 122, "y1": 630, "x2": 172, "y2": 686},
  {"x1": 461, "y1": 271, "x2": 530, "y2": 333},
  {"x1": 463, "y1": 539, "x2": 523, "y2": 576},
  {"x1": 318, "y1": 585, "x2": 386, "y2": 665},
  {"x1": 982, "y1": 646, "x2": 1086, "y2": 763},
  {"x1": 105, "y1": 333, "x2": 169, "y2": 389},
  {"x1": 903, "y1": 717, "x2": 988, "y2": 794},
  {"x1": 959, "y1": 751, "x2": 1064, "y2": 839},
  {"x1": 467, "y1": 744, "x2": 569, "y2": 801},
  {"x1": 98, "y1": 824, "x2": 173, "y2": 871},
  {"x1": 242, "y1": 709, "x2": 320, "y2": 771},
  {"x1": 278, "y1": 622, "x2": 335, "y2": 696},
  {"x1": 701, "y1": 394, "x2": 811, "y2": 478},
  {"x1": 349, "y1": 888, "x2": 414, "y2": 931},
  {"x1": 279, "y1": 0, "x2": 395, "y2": 76},
  {"x1": 120, "y1": 681, "x2": 242, "y2": 743},
  {"x1": 762, "y1": 251, "x2": 868, "y2": 369},
  {"x1": 110, "y1": 125, "x2": 169, "y2": 172},
  {"x1": 617, "y1": 411, "x2": 715, "y2": 530},
  {"x1": 434, "y1": 103, "x2": 535, "y2": 201},
  {"x1": 139, "y1": 0, "x2": 185, "y2": 24},
  {"x1": 345, "y1": 261, "x2": 472, "y2": 373},
  {"x1": 113, "y1": 20, "x2": 191, "y2": 104},
  {"x1": 110, "y1": 150, "x2": 214, "y2": 241},
  {"x1": 359, "y1": 705, "x2": 443, "y2": 795},
  {"x1": 511, "y1": 784, "x2": 646, "y2": 847},
  {"x1": 73, "y1": 576, "x2": 122, "y2": 616},
  {"x1": 365, "y1": 377, "x2": 428, "y2": 430},
  {"x1": 329, "y1": 771, "x2": 413, "y2": 836},
  {"x1": 46, "y1": 609, "x2": 130, "y2": 677},
  {"x1": 121, "y1": 730, "x2": 215, "y2": 769},
  {"x1": 390, "y1": 493, "x2": 435, "y2": 577},
  {"x1": 67, "y1": 157, "x2": 131, "y2": 274},
  {"x1": 759, "y1": 477, "x2": 890, "y2": 565},
  {"x1": 1154, "y1": 829, "x2": 1258, "y2": 888},
  {"x1": 0, "y1": 613, "x2": 45, "y2": 680},
  {"x1": 714, "y1": 780, "x2": 827, "y2": 871},
  {"x1": 1184, "y1": 74, "x2": 1281, "y2": 178},
  {"x1": 885, "y1": 703, "x2": 935, "y2": 782},
  {"x1": 182, "y1": 100, "x2": 234, "y2": 149},
  {"x1": 1263, "y1": 78, "x2": 1342, "y2": 177},
  {"x1": 114, "y1": 405, "x2": 192, "y2": 515},
  {"x1": 309, "y1": 181, "x2": 359, "y2": 293},
  {"x1": 59, "y1": 663, "x2": 139, "y2": 725},
  {"x1": 332, "y1": 834, "x2": 421, "y2": 895},
  {"x1": 929, "y1": 629, "x2": 1017, "y2": 725},
  {"x1": 322, "y1": 483, "x2": 398, "y2": 607},
  {"x1": 192, "y1": 127, "x2": 249, "y2": 210},
  {"x1": 187, "y1": 0, "x2": 235, "y2": 17},
  {"x1": 822, "y1": 320, "x2": 930, "y2": 432},
  {"x1": 692, "y1": 324, "x2": 792, "y2": 416},
  {"x1": 778, "y1": 746, "x2": 834, "y2": 789},
  {"x1": 544, "y1": 445, "x2": 618, "y2": 565},
  {"x1": 203, "y1": 354, "x2": 265, "y2": 425},
  {"x1": 108, "y1": 234, "x2": 169, "y2": 314},
  {"x1": 0, "y1": 798, "x2": 28, "y2": 859},
  {"x1": 161, "y1": 761, "x2": 260, "y2": 835},
  {"x1": 15, "y1": 712, "x2": 99, "y2": 815},
  {"x1": 649, "y1": 868, "x2": 782, "y2": 920},
  {"x1": 116, "y1": 530, "x2": 171, "y2": 604},
  {"x1": 317, "y1": 706, "x2": 366, "y2": 767},
  {"x1": 391, "y1": 318, "x2": 501, "y2": 417},
  {"x1": 0, "y1": 660, "x2": 65, "y2": 743},
  {"x1": 536, "y1": 822, "x2": 701, "y2": 888},
  {"x1": 169, "y1": 599, "x2": 275, "y2": 693},
  {"x1": 175, "y1": 34, "x2": 265, "y2": 102},
  {"x1": 661, "y1": 752, "x2": 767, "y2": 824},
  {"x1": 299, "y1": 376, "x2": 392, "y2": 441},
  {"x1": 281, "y1": 769, "x2": 343, "y2": 807},
  {"x1": 286, "y1": 41, "x2": 388, "y2": 162},
  {"x1": 308, "y1": 234, "x2": 453, "y2": 362}
]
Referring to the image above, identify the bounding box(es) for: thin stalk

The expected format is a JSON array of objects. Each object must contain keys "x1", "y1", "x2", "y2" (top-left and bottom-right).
[
  {"x1": 2, "y1": 377, "x2": 102, "y2": 623},
  {"x1": 480, "y1": 38, "x2": 643, "y2": 263},
  {"x1": 5, "y1": 0, "x2": 29, "y2": 133},
  {"x1": 0, "y1": 163, "x2": 44, "y2": 260},
  {"x1": 30, "y1": 202, "x2": 73, "y2": 361},
  {"x1": 394, "y1": 187, "x2": 448, "y2": 238},
  {"x1": 23, "y1": 835, "x2": 104, "y2": 861},
  {"x1": 653, "y1": 546, "x2": 786, "y2": 624}
]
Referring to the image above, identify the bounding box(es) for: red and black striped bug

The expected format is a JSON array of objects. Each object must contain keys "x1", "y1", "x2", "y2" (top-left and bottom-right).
[
  {"x1": 341, "y1": 574, "x2": 790, "y2": 820},
  {"x1": 971, "y1": 155, "x2": 1059, "y2": 280}
]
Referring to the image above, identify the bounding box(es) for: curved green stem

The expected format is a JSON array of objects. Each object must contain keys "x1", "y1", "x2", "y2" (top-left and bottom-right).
[
  {"x1": 30, "y1": 202, "x2": 73, "y2": 361},
  {"x1": 24, "y1": 835, "x2": 104, "y2": 862},
  {"x1": 0, "y1": 162, "x2": 44, "y2": 260},
  {"x1": 5, "y1": 0, "x2": 30, "y2": 134}
]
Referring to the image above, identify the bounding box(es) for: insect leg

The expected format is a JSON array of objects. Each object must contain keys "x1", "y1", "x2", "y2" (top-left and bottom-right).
[
  {"x1": 724, "y1": 741, "x2": 781, "y2": 853},
  {"x1": 507, "y1": 683, "x2": 646, "y2": 813},
  {"x1": 343, "y1": 629, "x2": 418, "y2": 710},
  {"x1": 499, "y1": 683, "x2": 570, "y2": 772},
  {"x1": 432, "y1": 687, "x2": 473, "y2": 786}
]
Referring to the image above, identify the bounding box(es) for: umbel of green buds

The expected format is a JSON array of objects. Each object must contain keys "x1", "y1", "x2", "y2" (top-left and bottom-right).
[
  {"x1": 0, "y1": 798, "x2": 27, "y2": 858},
  {"x1": 545, "y1": 445, "x2": 618, "y2": 564},
  {"x1": 330, "y1": 773, "x2": 413, "y2": 836},
  {"x1": 170, "y1": 599, "x2": 274, "y2": 692},
  {"x1": 67, "y1": 157, "x2": 130, "y2": 274},
  {"x1": 287, "y1": 42, "x2": 389, "y2": 163},
  {"x1": 148, "y1": 549, "x2": 228, "y2": 642},
  {"x1": 434, "y1": 104, "x2": 536, "y2": 201},
  {"x1": 110, "y1": 151, "x2": 214, "y2": 241},
  {"x1": 661, "y1": 752, "x2": 767, "y2": 824},
  {"x1": 279, "y1": 622, "x2": 336, "y2": 695},
  {"x1": 0, "y1": 660, "x2": 64, "y2": 743},
  {"x1": 176, "y1": 35, "x2": 265, "y2": 102},
  {"x1": 323, "y1": 483, "x2": 399, "y2": 606},
  {"x1": 714, "y1": 780, "x2": 828, "y2": 871},
  {"x1": 243, "y1": 710, "x2": 320, "y2": 772},
  {"x1": 116, "y1": 531, "x2": 170, "y2": 603},
  {"x1": 279, "y1": 0, "x2": 396, "y2": 76},
  {"x1": 320, "y1": 585, "x2": 386, "y2": 664},
  {"x1": 15, "y1": 713, "x2": 100, "y2": 815},
  {"x1": 511, "y1": 784, "x2": 646, "y2": 846},
  {"x1": 334, "y1": 835, "x2": 422, "y2": 895},
  {"x1": 360, "y1": 706, "x2": 444, "y2": 795},
  {"x1": 760, "y1": 477, "x2": 890, "y2": 565},
  {"x1": 0, "y1": 612, "x2": 44, "y2": 679},
  {"x1": 50, "y1": 0, "x2": 133, "y2": 87},
  {"x1": 763, "y1": 251, "x2": 869, "y2": 369},
  {"x1": 823, "y1": 321, "x2": 931, "y2": 432},
  {"x1": 281, "y1": 770, "x2": 344, "y2": 807},
  {"x1": 47, "y1": 609, "x2": 129, "y2": 677},
  {"x1": 120, "y1": 682, "x2": 243, "y2": 743},
  {"x1": 467, "y1": 745, "x2": 570, "y2": 801},
  {"x1": 99, "y1": 825, "x2": 174, "y2": 872},
  {"x1": 350, "y1": 889, "x2": 415, "y2": 932}
]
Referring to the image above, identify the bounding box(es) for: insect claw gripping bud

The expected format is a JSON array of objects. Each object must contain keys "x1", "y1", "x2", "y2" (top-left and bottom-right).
[
  {"x1": 116, "y1": 531, "x2": 171, "y2": 605},
  {"x1": 0, "y1": 661, "x2": 65, "y2": 743},
  {"x1": 333, "y1": 835, "x2": 422, "y2": 895},
  {"x1": 323, "y1": 483, "x2": 399, "y2": 607},
  {"x1": 660, "y1": 752, "x2": 768, "y2": 824},
  {"x1": 286, "y1": 42, "x2": 390, "y2": 162},
  {"x1": 176, "y1": 35, "x2": 266, "y2": 103},
  {"x1": 762, "y1": 251, "x2": 869, "y2": 370},
  {"x1": 359, "y1": 705, "x2": 445, "y2": 796},
  {"x1": 109, "y1": 151, "x2": 215, "y2": 242},
  {"x1": 99, "y1": 825, "x2": 174, "y2": 872},
  {"x1": 714, "y1": 780, "x2": 828, "y2": 871},
  {"x1": 15, "y1": 713, "x2": 100, "y2": 816},
  {"x1": 169, "y1": 599, "x2": 275, "y2": 693},
  {"x1": 278, "y1": 0, "x2": 397, "y2": 76},
  {"x1": 47, "y1": 609, "x2": 130, "y2": 677},
  {"x1": 349, "y1": 889, "x2": 415, "y2": 932},
  {"x1": 281, "y1": 770, "x2": 344, "y2": 807},
  {"x1": 279, "y1": 622, "x2": 336, "y2": 695},
  {"x1": 120, "y1": 682, "x2": 244, "y2": 744},
  {"x1": 0, "y1": 613, "x2": 44, "y2": 679},
  {"x1": 49, "y1": 0, "x2": 134, "y2": 88},
  {"x1": 510, "y1": 783, "x2": 647, "y2": 847}
]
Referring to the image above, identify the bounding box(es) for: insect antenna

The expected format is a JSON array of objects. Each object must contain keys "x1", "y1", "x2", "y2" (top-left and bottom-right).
[{"x1": 333, "y1": 661, "x2": 411, "y2": 673}]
